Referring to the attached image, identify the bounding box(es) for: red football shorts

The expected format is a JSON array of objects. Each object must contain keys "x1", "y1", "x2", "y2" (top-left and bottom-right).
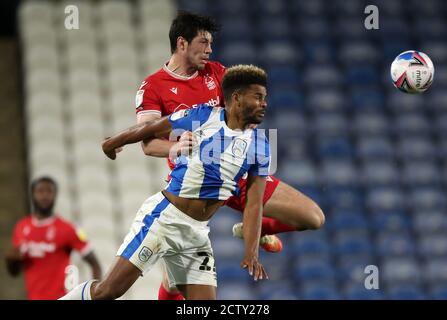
[{"x1": 224, "y1": 175, "x2": 280, "y2": 212}]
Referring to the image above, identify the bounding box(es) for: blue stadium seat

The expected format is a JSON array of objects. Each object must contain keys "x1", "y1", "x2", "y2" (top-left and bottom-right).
[
  {"x1": 408, "y1": 187, "x2": 446, "y2": 211},
  {"x1": 290, "y1": 231, "x2": 330, "y2": 257},
  {"x1": 276, "y1": 160, "x2": 319, "y2": 187},
  {"x1": 253, "y1": 0, "x2": 288, "y2": 16},
  {"x1": 176, "y1": 0, "x2": 208, "y2": 14},
  {"x1": 302, "y1": 41, "x2": 335, "y2": 64},
  {"x1": 320, "y1": 160, "x2": 358, "y2": 186},
  {"x1": 382, "y1": 257, "x2": 422, "y2": 285},
  {"x1": 324, "y1": 186, "x2": 364, "y2": 211},
  {"x1": 345, "y1": 66, "x2": 380, "y2": 86},
  {"x1": 412, "y1": 210, "x2": 447, "y2": 234},
  {"x1": 295, "y1": 18, "x2": 331, "y2": 41},
  {"x1": 429, "y1": 284, "x2": 447, "y2": 300},
  {"x1": 386, "y1": 90, "x2": 425, "y2": 113},
  {"x1": 218, "y1": 17, "x2": 254, "y2": 42},
  {"x1": 414, "y1": 17, "x2": 447, "y2": 41},
  {"x1": 360, "y1": 161, "x2": 400, "y2": 187},
  {"x1": 387, "y1": 284, "x2": 427, "y2": 300},
  {"x1": 311, "y1": 113, "x2": 349, "y2": 137},
  {"x1": 338, "y1": 42, "x2": 381, "y2": 65},
  {"x1": 352, "y1": 112, "x2": 389, "y2": 136},
  {"x1": 424, "y1": 259, "x2": 447, "y2": 284},
  {"x1": 370, "y1": 211, "x2": 411, "y2": 232},
  {"x1": 393, "y1": 112, "x2": 432, "y2": 136},
  {"x1": 350, "y1": 88, "x2": 385, "y2": 111},
  {"x1": 208, "y1": 207, "x2": 242, "y2": 236},
  {"x1": 375, "y1": 232, "x2": 416, "y2": 257},
  {"x1": 218, "y1": 282, "x2": 257, "y2": 300},
  {"x1": 290, "y1": 0, "x2": 327, "y2": 17},
  {"x1": 305, "y1": 89, "x2": 347, "y2": 113},
  {"x1": 293, "y1": 257, "x2": 335, "y2": 282},
  {"x1": 258, "y1": 41, "x2": 299, "y2": 66},
  {"x1": 343, "y1": 284, "x2": 384, "y2": 300},
  {"x1": 301, "y1": 284, "x2": 341, "y2": 300},
  {"x1": 425, "y1": 89, "x2": 447, "y2": 113},
  {"x1": 333, "y1": 232, "x2": 373, "y2": 256},
  {"x1": 219, "y1": 41, "x2": 257, "y2": 66},
  {"x1": 218, "y1": 261, "x2": 253, "y2": 282},
  {"x1": 327, "y1": 210, "x2": 368, "y2": 233},
  {"x1": 257, "y1": 18, "x2": 291, "y2": 42},
  {"x1": 396, "y1": 136, "x2": 437, "y2": 161},
  {"x1": 303, "y1": 66, "x2": 342, "y2": 88},
  {"x1": 316, "y1": 137, "x2": 354, "y2": 160},
  {"x1": 365, "y1": 186, "x2": 405, "y2": 213},
  {"x1": 211, "y1": 237, "x2": 245, "y2": 260},
  {"x1": 268, "y1": 89, "x2": 304, "y2": 110},
  {"x1": 336, "y1": 254, "x2": 377, "y2": 283},
  {"x1": 434, "y1": 113, "x2": 447, "y2": 135},
  {"x1": 273, "y1": 111, "x2": 308, "y2": 137},
  {"x1": 267, "y1": 66, "x2": 300, "y2": 90},
  {"x1": 421, "y1": 41, "x2": 447, "y2": 65},
  {"x1": 400, "y1": 161, "x2": 441, "y2": 187},
  {"x1": 356, "y1": 136, "x2": 394, "y2": 160},
  {"x1": 257, "y1": 281, "x2": 297, "y2": 300},
  {"x1": 417, "y1": 234, "x2": 447, "y2": 258}
]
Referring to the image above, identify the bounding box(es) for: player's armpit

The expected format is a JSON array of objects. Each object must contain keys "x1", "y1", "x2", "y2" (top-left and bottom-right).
[{"x1": 138, "y1": 113, "x2": 177, "y2": 158}]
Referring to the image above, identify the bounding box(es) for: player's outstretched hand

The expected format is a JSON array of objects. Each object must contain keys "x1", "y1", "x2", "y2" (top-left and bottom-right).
[
  {"x1": 102, "y1": 137, "x2": 121, "y2": 160},
  {"x1": 240, "y1": 254, "x2": 268, "y2": 281}
]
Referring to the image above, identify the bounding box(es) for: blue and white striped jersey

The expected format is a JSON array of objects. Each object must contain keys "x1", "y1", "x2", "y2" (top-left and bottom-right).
[{"x1": 166, "y1": 104, "x2": 270, "y2": 200}]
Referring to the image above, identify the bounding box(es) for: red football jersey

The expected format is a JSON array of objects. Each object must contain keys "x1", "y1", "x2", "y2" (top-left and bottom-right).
[
  {"x1": 12, "y1": 215, "x2": 91, "y2": 300},
  {"x1": 135, "y1": 61, "x2": 226, "y2": 169},
  {"x1": 135, "y1": 61, "x2": 226, "y2": 117}
]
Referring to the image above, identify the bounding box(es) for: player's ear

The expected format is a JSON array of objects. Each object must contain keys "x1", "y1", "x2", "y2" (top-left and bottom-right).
[{"x1": 177, "y1": 36, "x2": 187, "y2": 52}]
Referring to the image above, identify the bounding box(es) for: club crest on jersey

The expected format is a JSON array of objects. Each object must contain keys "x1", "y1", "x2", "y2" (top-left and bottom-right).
[
  {"x1": 232, "y1": 138, "x2": 248, "y2": 158},
  {"x1": 138, "y1": 246, "x2": 153, "y2": 262},
  {"x1": 205, "y1": 75, "x2": 216, "y2": 90}
]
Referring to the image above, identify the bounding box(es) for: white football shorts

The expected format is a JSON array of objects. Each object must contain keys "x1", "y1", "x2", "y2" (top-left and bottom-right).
[{"x1": 116, "y1": 192, "x2": 217, "y2": 288}]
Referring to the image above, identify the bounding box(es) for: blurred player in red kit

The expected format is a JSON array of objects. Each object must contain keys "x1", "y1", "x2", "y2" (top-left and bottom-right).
[
  {"x1": 133, "y1": 11, "x2": 325, "y2": 300},
  {"x1": 5, "y1": 176, "x2": 102, "y2": 300}
]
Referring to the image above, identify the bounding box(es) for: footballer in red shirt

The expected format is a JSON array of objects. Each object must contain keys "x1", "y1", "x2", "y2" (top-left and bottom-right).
[
  {"x1": 131, "y1": 12, "x2": 325, "y2": 300},
  {"x1": 5, "y1": 177, "x2": 102, "y2": 300}
]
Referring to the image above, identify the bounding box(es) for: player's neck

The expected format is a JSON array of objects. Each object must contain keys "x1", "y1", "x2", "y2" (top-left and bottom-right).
[
  {"x1": 33, "y1": 211, "x2": 54, "y2": 220},
  {"x1": 166, "y1": 55, "x2": 197, "y2": 77},
  {"x1": 224, "y1": 109, "x2": 249, "y2": 131}
]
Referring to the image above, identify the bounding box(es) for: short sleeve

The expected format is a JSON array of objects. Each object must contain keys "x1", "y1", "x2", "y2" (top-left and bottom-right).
[
  {"x1": 248, "y1": 130, "x2": 270, "y2": 177},
  {"x1": 135, "y1": 79, "x2": 162, "y2": 117},
  {"x1": 168, "y1": 104, "x2": 215, "y2": 132},
  {"x1": 66, "y1": 224, "x2": 91, "y2": 256}
]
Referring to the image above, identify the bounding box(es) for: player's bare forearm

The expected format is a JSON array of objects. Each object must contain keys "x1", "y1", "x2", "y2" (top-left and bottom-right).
[
  {"x1": 242, "y1": 175, "x2": 266, "y2": 256},
  {"x1": 102, "y1": 117, "x2": 172, "y2": 159},
  {"x1": 141, "y1": 138, "x2": 177, "y2": 158},
  {"x1": 83, "y1": 252, "x2": 102, "y2": 280}
]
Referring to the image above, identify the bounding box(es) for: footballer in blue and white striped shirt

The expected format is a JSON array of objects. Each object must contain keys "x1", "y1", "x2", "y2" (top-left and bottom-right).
[{"x1": 60, "y1": 65, "x2": 270, "y2": 300}]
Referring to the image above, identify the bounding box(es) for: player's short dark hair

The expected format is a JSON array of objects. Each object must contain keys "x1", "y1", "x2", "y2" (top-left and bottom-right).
[
  {"x1": 222, "y1": 65, "x2": 268, "y2": 103},
  {"x1": 31, "y1": 176, "x2": 58, "y2": 194},
  {"x1": 169, "y1": 11, "x2": 220, "y2": 54}
]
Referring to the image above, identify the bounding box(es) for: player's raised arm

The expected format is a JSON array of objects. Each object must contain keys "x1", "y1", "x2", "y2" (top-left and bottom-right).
[
  {"x1": 240, "y1": 174, "x2": 268, "y2": 281},
  {"x1": 102, "y1": 117, "x2": 173, "y2": 160}
]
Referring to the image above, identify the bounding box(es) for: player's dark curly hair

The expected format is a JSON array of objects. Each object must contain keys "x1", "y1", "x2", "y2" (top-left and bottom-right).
[
  {"x1": 222, "y1": 65, "x2": 268, "y2": 103},
  {"x1": 169, "y1": 11, "x2": 220, "y2": 54},
  {"x1": 31, "y1": 176, "x2": 58, "y2": 193}
]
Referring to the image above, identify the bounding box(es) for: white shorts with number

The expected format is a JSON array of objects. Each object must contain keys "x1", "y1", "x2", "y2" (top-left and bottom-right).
[{"x1": 116, "y1": 192, "x2": 217, "y2": 288}]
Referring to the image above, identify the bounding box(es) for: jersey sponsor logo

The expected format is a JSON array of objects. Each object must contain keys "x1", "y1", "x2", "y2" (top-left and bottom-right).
[
  {"x1": 170, "y1": 87, "x2": 178, "y2": 94},
  {"x1": 138, "y1": 246, "x2": 153, "y2": 262},
  {"x1": 205, "y1": 75, "x2": 216, "y2": 90},
  {"x1": 22, "y1": 241, "x2": 56, "y2": 258},
  {"x1": 135, "y1": 90, "x2": 144, "y2": 108},
  {"x1": 192, "y1": 96, "x2": 220, "y2": 108}
]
